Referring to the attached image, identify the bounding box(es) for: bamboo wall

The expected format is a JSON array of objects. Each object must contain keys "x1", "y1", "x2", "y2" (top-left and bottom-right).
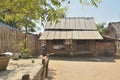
[
  {"x1": 44, "y1": 40, "x2": 116, "y2": 56},
  {"x1": 96, "y1": 41, "x2": 116, "y2": 56},
  {"x1": 114, "y1": 41, "x2": 120, "y2": 56},
  {"x1": 44, "y1": 40, "x2": 97, "y2": 55},
  {"x1": 0, "y1": 26, "x2": 41, "y2": 56}
]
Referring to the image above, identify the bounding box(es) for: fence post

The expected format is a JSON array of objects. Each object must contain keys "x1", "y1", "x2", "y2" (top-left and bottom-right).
[
  {"x1": 22, "y1": 74, "x2": 30, "y2": 80},
  {"x1": 45, "y1": 58, "x2": 49, "y2": 78},
  {"x1": 42, "y1": 58, "x2": 46, "y2": 80}
]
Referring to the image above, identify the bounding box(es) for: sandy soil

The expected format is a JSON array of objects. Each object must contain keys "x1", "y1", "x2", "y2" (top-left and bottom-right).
[
  {"x1": 0, "y1": 58, "x2": 43, "y2": 80},
  {"x1": 48, "y1": 57, "x2": 120, "y2": 80}
]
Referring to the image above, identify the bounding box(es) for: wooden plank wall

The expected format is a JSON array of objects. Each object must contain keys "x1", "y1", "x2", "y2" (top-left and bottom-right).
[
  {"x1": 0, "y1": 27, "x2": 40, "y2": 55},
  {"x1": 96, "y1": 41, "x2": 116, "y2": 56}
]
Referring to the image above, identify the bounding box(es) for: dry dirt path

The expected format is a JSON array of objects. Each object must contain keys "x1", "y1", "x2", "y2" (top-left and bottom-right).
[{"x1": 47, "y1": 57, "x2": 120, "y2": 80}]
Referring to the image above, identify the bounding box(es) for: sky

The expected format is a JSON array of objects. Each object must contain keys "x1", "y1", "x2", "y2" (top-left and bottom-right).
[
  {"x1": 66, "y1": 0, "x2": 120, "y2": 24},
  {"x1": 37, "y1": 0, "x2": 120, "y2": 33}
]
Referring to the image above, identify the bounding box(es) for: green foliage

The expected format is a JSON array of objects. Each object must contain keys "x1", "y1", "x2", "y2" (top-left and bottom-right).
[
  {"x1": 0, "y1": 0, "x2": 102, "y2": 30},
  {"x1": 0, "y1": 0, "x2": 102, "y2": 55},
  {"x1": 14, "y1": 39, "x2": 28, "y2": 53},
  {"x1": 80, "y1": 0, "x2": 102, "y2": 7},
  {"x1": 96, "y1": 22, "x2": 107, "y2": 35},
  {"x1": 31, "y1": 58, "x2": 35, "y2": 63},
  {"x1": 0, "y1": 0, "x2": 68, "y2": 30},
  {"x1": 21, "y1": 48, "x2": 29, "y2": 54}
]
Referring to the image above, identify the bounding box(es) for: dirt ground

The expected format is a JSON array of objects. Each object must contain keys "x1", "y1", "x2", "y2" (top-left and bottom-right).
[
  {"x1": 0, "y1": 58, "x2": 43, "y2": 80},
  {"x1": 48, "y1": 56, "x2": 120, "y2": 80}
]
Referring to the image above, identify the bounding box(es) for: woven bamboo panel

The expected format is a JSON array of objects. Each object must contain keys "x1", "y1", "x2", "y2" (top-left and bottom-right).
[{"x1": 0, "y1": 26, "x2": 40, "y2": 55}]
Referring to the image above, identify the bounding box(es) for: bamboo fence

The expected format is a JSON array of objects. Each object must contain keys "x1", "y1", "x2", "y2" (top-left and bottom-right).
[{"x1": 0, "y1": 25, "x2": 41, "y2": 55}]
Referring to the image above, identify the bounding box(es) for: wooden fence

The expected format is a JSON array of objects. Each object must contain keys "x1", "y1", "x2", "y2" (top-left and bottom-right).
[
  {"x1": 0, "y1": 25, "x2": 41, "y2": 56},
  {"x1": 96, "y1": 41, "x2": 116, "y2": 56},
  {"x1": 22, "y1": 57, "x2": 49, "y2": 80}
]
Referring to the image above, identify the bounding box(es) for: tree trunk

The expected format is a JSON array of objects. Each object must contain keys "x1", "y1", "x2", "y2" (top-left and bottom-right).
[{"x1": 24, "y1": 26, "x2": 27, "y2": 49}]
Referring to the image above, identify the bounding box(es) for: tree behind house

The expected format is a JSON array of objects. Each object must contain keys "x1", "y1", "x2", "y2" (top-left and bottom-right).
[
  {"x1": 96, "y1": 22, "x2": 108, "y2": 35},
  {"x1": 0, "y1": 0, "x2": 102, "y2": 49}
]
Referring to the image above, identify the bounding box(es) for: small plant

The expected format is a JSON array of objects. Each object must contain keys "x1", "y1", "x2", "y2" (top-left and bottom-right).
[
  {"x1": 21, "y1": 48, "x2": 29, "y2": 59},
  {"x1": 14, "y1": 39, "x2": 29, "y2": 59},
  {"x1": 21, "y1": 48, "x2": 28, "y2": 54},
  {"x1": 31, "y1": 58, "x2": 35, "y2": 63},
  {"x1": 14, "y1": 39, "x2": 27, "y2": 53}
]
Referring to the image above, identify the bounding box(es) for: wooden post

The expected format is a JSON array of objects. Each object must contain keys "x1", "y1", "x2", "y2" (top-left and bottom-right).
[
  {"x1": 45, "y1": 58, "x2": 49, "y2": 78},
  {"x1": 94, "y1": 40, "x2": 98, "y2": 57},
  {"x1": 42, "y1": 59, "x2": 46, "y2": 80},
  {"x1": 69, "y1": 40, "x2": 73, "y2": 56},
  {"x1": 22, "y1": 74, "x2": 30, "y2": 80}
]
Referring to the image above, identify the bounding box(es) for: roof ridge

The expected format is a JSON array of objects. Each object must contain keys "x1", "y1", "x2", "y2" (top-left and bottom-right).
[
  {"x1": 65, "y1": 17, "x2": 94, "y2": 19},
  {"x1": 45, "y1": 17, "x2": 97, "y2": 30},
  {"x1": 109, "y1": 22, "x2": 120, "y2": 24}
]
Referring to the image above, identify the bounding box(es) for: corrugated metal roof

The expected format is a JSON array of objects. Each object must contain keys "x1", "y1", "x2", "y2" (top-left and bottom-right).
[
  {"x1": 39, "y1": 31, "x2": 103, "y2": 40},
  {"x1": 45, "y1": 17, "x2": 97, "y2": 30}
]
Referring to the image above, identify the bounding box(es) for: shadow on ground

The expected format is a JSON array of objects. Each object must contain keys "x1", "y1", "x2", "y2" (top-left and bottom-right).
[
  {"x1": 47, "y1": 69, "x2": 56, "y2": 80},
  {"x1": 50, "y1": 56, "x2": 120, "y2": 62},
  {"x1": 0, "y1": 70, "x2": 14, "y2": 80}
]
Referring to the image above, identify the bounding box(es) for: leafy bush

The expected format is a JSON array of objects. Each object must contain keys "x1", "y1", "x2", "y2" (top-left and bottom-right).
[{"x1": 21, "y1": 48, "x2": 28, "y2": 54}]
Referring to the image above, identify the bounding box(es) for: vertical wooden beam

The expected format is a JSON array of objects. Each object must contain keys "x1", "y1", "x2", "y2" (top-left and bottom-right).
[
  {"x1": 42, "y1": 59, "x2": 45, "y2": 80},
  {"x1": 22, "y1": 74, "x2": 30, "y2": 80},
  {"x1": 45, "y1": 58, "x2": 49, "y2": 78}
]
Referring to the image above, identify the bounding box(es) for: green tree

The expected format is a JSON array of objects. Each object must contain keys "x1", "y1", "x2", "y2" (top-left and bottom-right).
[
  {"x1": 96, "y1": 22, "x2": 107, "y2": 35},
  {"x1": 0, "y1": 0, "x2": 68, "y2": 48},
  {"x1": 0, "y1": 0, "x2": 102, "y2": 28},
  {"x1": 80, "y1": 0, "x2": 102, "y2": 7},
  {"x1": 0, "y1": 0, "x2": 102, "y2": 48}
]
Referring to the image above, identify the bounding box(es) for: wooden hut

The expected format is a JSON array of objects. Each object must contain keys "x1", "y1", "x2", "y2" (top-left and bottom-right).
[
  {"x1": 108, "y1": 22, "x2": 120, "y2": 39},
  {"x1": 39, "y1": 17, "x2": 103, "y2": 56},
  {"x1": 107, "y1": 22, "x2": 120, "y2": 55}
]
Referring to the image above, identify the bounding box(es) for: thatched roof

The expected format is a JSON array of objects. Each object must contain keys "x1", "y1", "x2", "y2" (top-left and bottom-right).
[
  {"x1": 108, "y1": 22, "x2": 120, "y2": 38},
  {"x1": 45, "y1": 17, "x2": 97, "y2": 30},
  {"x1": 108, "y1": 22, "x2": 120, "y2": 31},
  {"x1": 40, "y1": 17, "x2": 103, "y2": 40},
  {"x1": 103, "y1": 35, "x2": 119, "y2": 41},
  {"x1": 40, "y1": 31, "x2": 102, "y2": 40}
]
